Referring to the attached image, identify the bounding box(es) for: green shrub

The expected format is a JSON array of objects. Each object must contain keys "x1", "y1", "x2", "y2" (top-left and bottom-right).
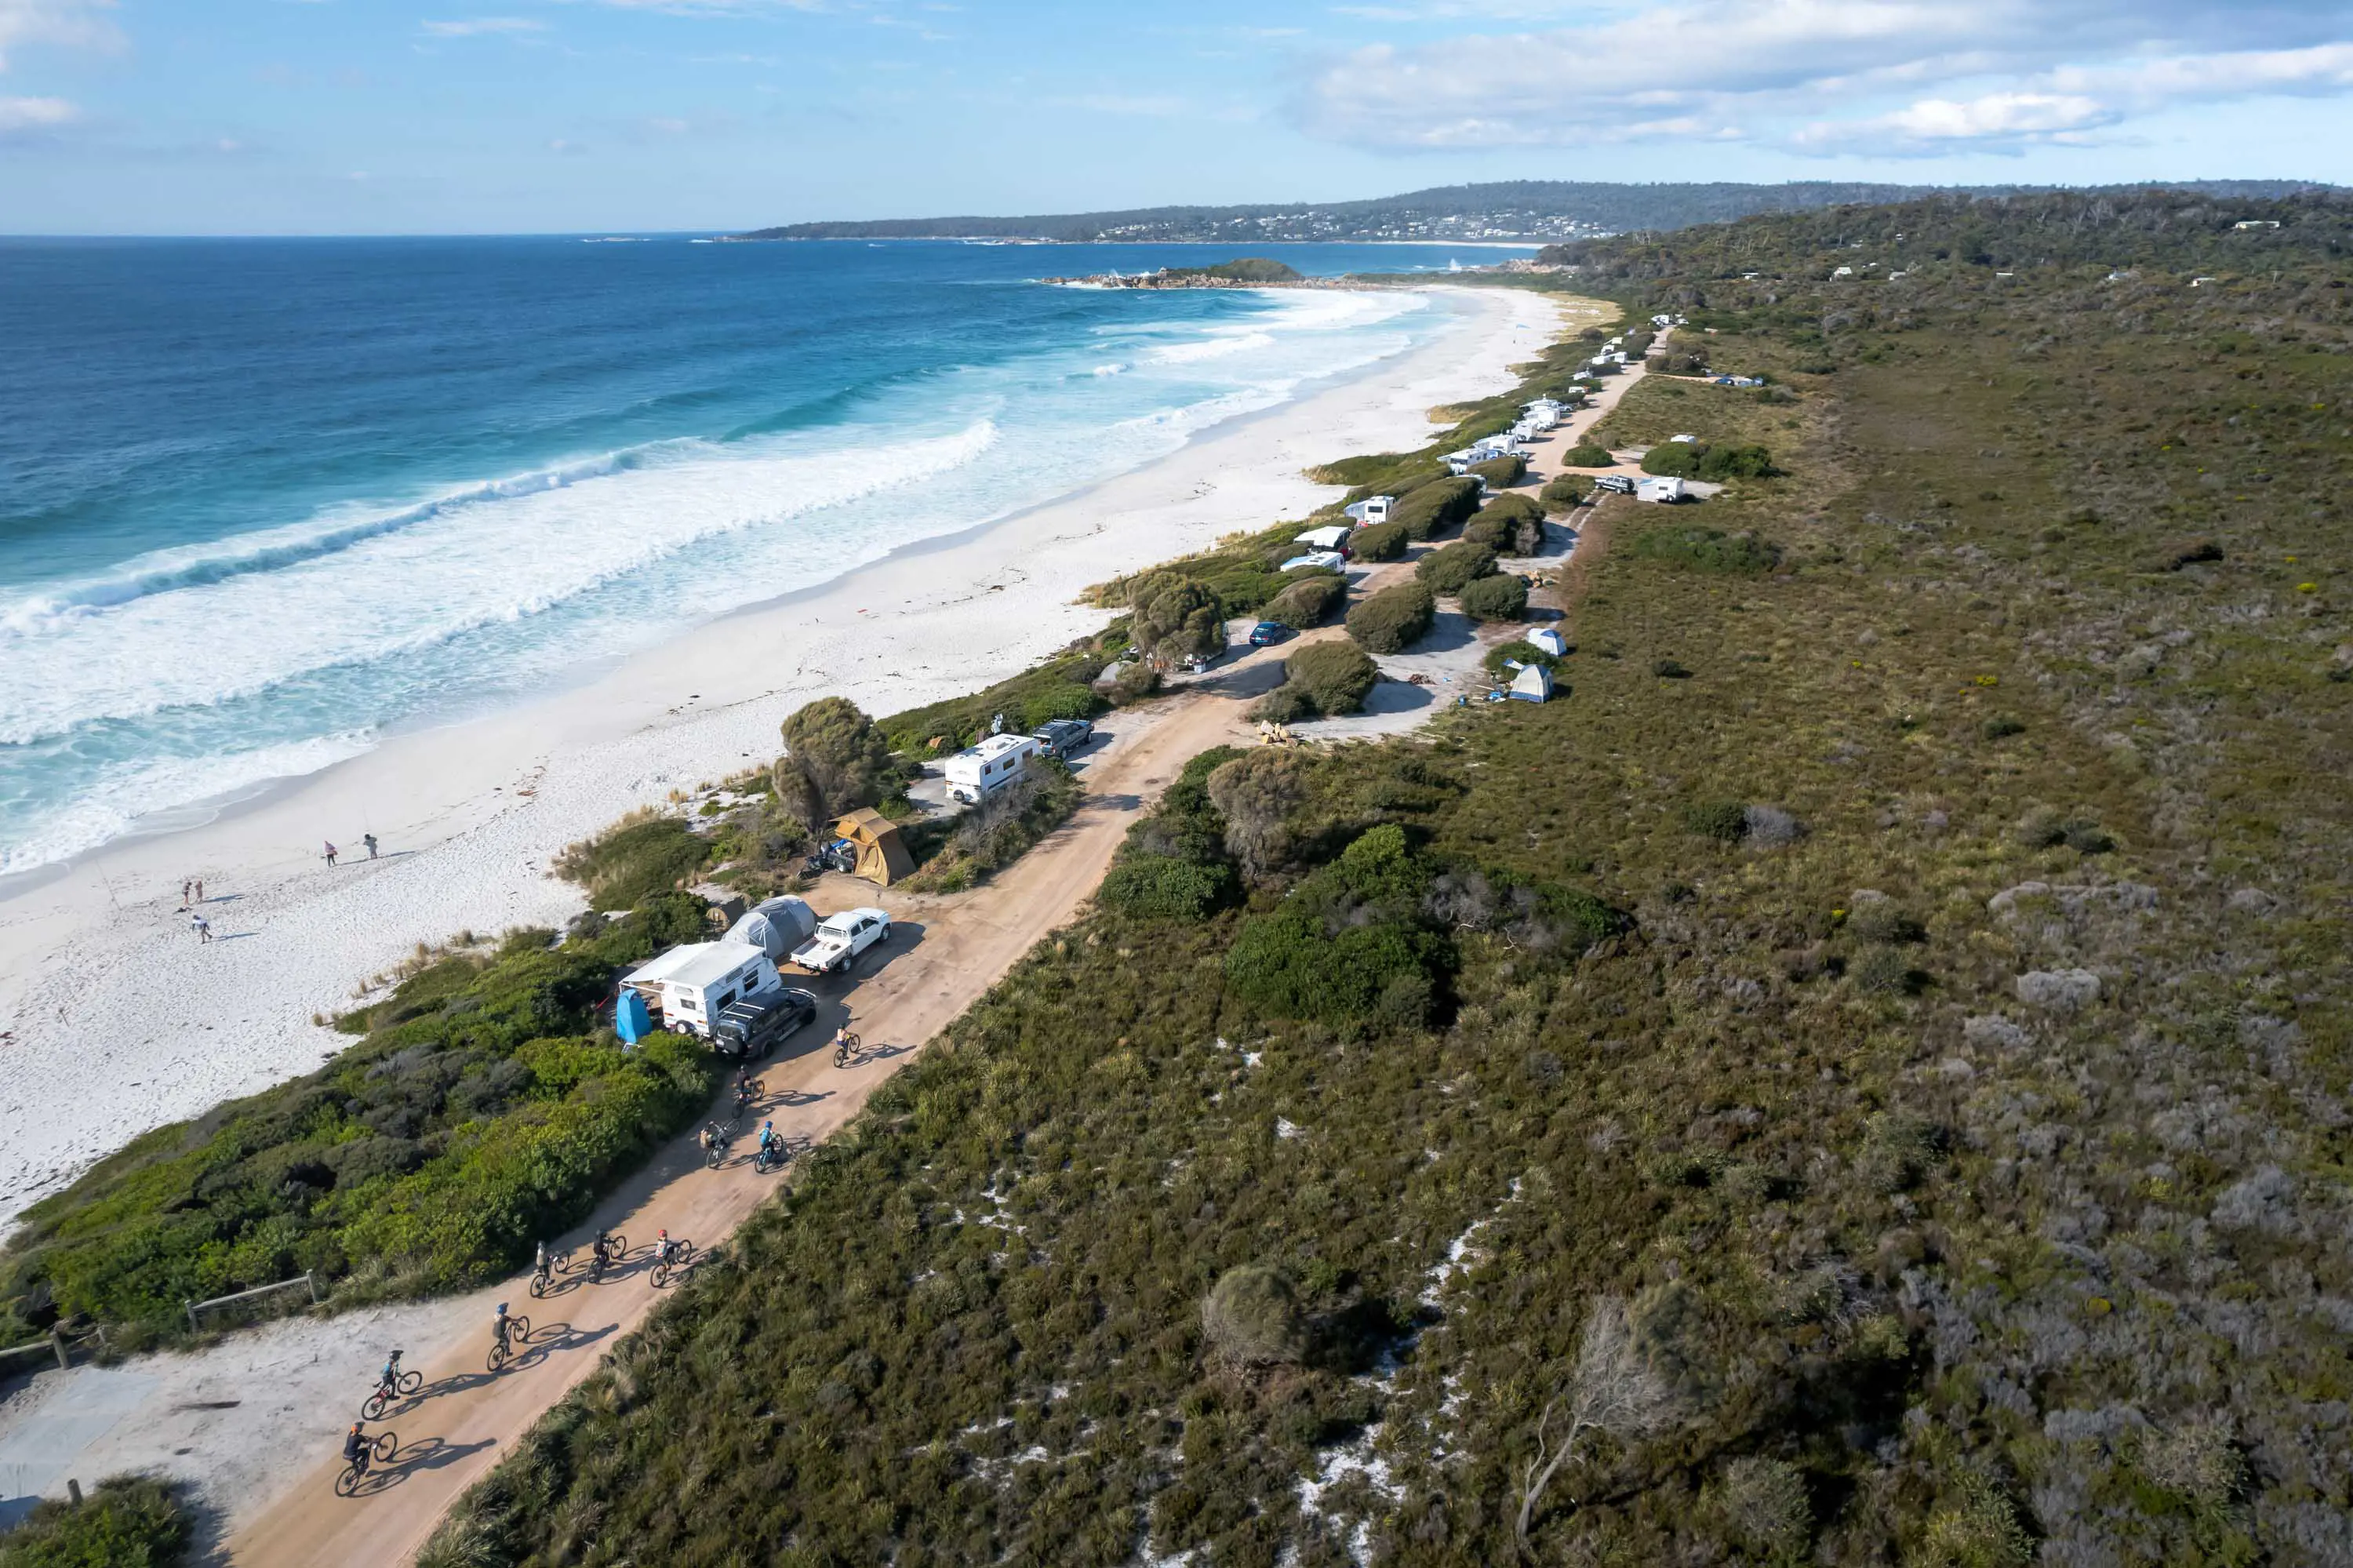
[
  {"x1": 1631, "y1": 526, "x2": 1782, "y2": 575},
  {"x1": 555, "y1": 816, "x2": 710, "y2": 908},
  {"x1": 1697, "y1": 443, "x2": 1780, "y2": 479},
  {"x1": 1347, "y1": 582, "x2": 1436, "y2": 653},
  {"x1": 1684, "y1": 800, "x2": 1749, "y2": 840},
  {"x1": 1464, "y1": 493, "x2": 1544, "y2": 550},
  {"x1": 1469, "y1": 454, "x2": 1526, "y2": 489},
  {"x1": 1286, "y1": 641, "x2": 1380, "y2": 715},
  {"x1": 1018, "y1": 684, "x2": 1100, "y2": 729},
  {"x1": 1226, "y1": 897, "x2": 1446, "y2": 1027},
  {"x1": 1109, "y1": 662, "x2": 1162, "y2": 705},
  {"x1": 1202, "y1": 1264, "x2": 1305, "y2": 1366},
  {"x1": 1261, "y1": 573, "x2": 1345, "y2": 629},
  {"x1": 1560, "y1": 442, "x2": 1613, "y2": 467},
  {"x1": 1417, "y1": 540, "x2": 1497, "y2": 595},
  {"x1": 1129, "y1": 574, "x2": 1227, "y2": 668},
  {"x1": 0, "y1": 1475, "x2": 188, "y2": 1568},
  {"x1": 1391, "y1": 477, "x2": 1482, "y2": 540},
  {"x1": 1349, "y1": 522, "x2": 1408, "y2": 562},
  {"x1": 1483, "y1": 639, "x2": 1560, "y2": 679},
  {"x1": 1458, "y1": 574, "x2": 1530, "y2": 624},
  {"x1": 1540, "y1": 473, "x2": 1591, "y2": 511},
  {"x1": 1641, "y1": 442, "x2": 1703, "y2": 477},
  {"x1": 782, "y1": 697, "x2": 896, "y2": 816}
]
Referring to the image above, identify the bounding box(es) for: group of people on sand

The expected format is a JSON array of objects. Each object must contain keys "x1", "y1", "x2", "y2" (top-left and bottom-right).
[
  {"x1": 182, "y1": 829, "x2": 387, "y2": 942},
  {"x1": 322, "y1": 831, "x2": 378, "y2": 869}
]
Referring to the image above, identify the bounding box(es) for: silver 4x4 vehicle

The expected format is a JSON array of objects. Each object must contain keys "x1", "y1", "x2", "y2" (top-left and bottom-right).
[{"x1": 1031, "y1": 718, "x2": 1095, "y2": 759}]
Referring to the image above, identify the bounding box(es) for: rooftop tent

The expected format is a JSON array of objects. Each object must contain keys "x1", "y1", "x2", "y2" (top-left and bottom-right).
[
  {"x1": 725, "y1": 895, "x2": 819, "y2": 962},
  {"x1": 832, "y1": 809, "x2": 915, "y2": 886},
  {"x1": 1509, "y1": 664, "x2": 1554, "y2": 704}
]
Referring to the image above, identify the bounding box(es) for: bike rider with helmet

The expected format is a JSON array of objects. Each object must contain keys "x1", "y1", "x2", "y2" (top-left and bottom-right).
[
  {"x1": 757, "y1": 1119, "x2": 778, "y2": 1159},
  {"x1": 591, "y1": 1230, "x2": 616, "y2": 1270},
  {"x1": 492, "y1": 1301, "x2": 514, "y2": 1358},
  {"x1": 376, "y1": 1348, "x2": 404, "y2": 1396},
  {"x1": 656, "y1": 1228, "x2": 682, "y2": 1268},
  {"x1": 344, "y1": 1421, "x2": 369, "y2": 1468}
]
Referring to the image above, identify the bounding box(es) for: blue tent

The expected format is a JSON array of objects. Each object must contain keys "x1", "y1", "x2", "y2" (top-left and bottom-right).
[{"x1": 615, "y1": 988, "x2": 651, "y2": 1045}]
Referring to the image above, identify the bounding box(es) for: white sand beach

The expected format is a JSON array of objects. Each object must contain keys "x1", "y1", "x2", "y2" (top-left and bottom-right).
[{"x1": 0, "y1": 284, "x2": 1565, "y2": 1226}]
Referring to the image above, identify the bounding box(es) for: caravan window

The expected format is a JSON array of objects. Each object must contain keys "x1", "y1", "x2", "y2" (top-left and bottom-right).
[{"x1": 715, "y1": 988, "x2": 736, "y2": 1010}]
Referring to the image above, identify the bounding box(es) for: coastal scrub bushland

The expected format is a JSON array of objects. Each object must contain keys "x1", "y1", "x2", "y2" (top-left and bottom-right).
[
  {"x1": 0, "y1": 906, "x2": 716, "y2": 1342},
  {"x1": 1250, "y1": 640, "x2": 1379, "y2": 724},
  {"x1": 0, "y1": 1475, "x2": 189, "y2": 1568},
  {"x1": 425, "y1": 192, "x2": 2353, "y2": 1566}
]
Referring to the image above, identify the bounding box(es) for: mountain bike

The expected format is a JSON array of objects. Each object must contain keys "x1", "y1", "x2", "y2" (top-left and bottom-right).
[
  {"x1": 486, "y1": 1313, "x2": 532, "y2": 1373},
  {"x1": 360, "y1": 1361, "x2": 423, "y2": 1421},
  {"x1": 831, "y1": 1031, "x2": 862, "y2": 1068},
  {"x1": 651, "y1": 1240, "x2": 696, "y2": 1288},
  {"x1": 334, "y1": 1432, "x2": 398, "y2": 1496}
]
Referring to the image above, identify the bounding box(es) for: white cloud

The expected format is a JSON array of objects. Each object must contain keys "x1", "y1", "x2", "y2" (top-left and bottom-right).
[
  {"x1": 1291, "y1": 0, "x2": 2353, "y2": 153},
  {"x1": 0, "y1": 91, "x2": 75, "y2": 133},
  {"x1": 0, "y1": 0, "x2": 119, "y2": 72},
  {"x1": 420, "y1": 16, "x2": 547, "y2": 36}
]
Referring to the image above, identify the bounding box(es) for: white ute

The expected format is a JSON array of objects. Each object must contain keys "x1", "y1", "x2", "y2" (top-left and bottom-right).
[{"x1": 791, "y1": 906, "x2": 892, "y2": 975}]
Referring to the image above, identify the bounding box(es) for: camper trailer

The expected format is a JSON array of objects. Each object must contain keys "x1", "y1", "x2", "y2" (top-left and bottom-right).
[
  {"x1": 945, "y1": 733, "x2": 1038, "y2": 805},
  {"x1": 1639, "y1": 477, "x2": 1689, "y2": 504},
  {"x1": 1344, "y1": 495, "x2": 1394, "y2": 526},
  {"x1": 1293, "y1": 524, "x2": 1352, "y2": 555},
  {"x1": 622, "y1": 941, "x2": 782, "y2": 1039}
]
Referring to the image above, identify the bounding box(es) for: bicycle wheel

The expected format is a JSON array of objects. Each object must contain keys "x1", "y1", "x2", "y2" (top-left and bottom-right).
[
  {"x1": 487, "y1": 1341, "x2": 507, "y2": 1373},
  {"x1": 511, "y1": 1314, "x2": 532, "y2": 1342},
  {"x1": 608, "y1": 1234, "x2": 627, "y2": 1255},
  {"x1": 335, "y1": 1461, "x2": 363, "y2": 1497},
  {"x1": 362, "y1": 1390, "x2": 391, "y2": 1422},
  {"x1": 653, "y1": 1261, "x2": 671, "y2": 1288},
  {"x1": 397, "y1": 1370, "x2": 423, "y2": 1396},
  {"x1": 705, "y1": 1144, "x2": 724, "y2": 1170},
  {"x1": 529, "y1": 1272, "x2": 549, "y2": 1298},
  {"x1": 373, "y1": 1432, "x2": 399, "y2": 1463}
]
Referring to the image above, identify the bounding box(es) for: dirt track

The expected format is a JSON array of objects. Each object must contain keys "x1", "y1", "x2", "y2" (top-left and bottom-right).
[{"x1": 224, "y1": 650, "x2": 1289, "y2": 1567}]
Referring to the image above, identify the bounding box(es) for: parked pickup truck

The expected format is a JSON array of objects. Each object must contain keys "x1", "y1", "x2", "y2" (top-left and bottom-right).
[{"x1": 791, "y1": 907, "x2": 892, "y2": 975}]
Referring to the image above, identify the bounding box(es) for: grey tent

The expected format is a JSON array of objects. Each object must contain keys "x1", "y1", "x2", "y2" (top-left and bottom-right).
[
  {"x1": 1509, "y1": 664, "x2": 1554, "y2": 704},
  {"x1": 723, "y1": 895, "x2": 818, "y2": 962}
]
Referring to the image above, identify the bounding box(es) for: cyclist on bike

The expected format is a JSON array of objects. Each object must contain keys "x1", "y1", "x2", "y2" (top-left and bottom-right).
[
  {"x1": 376, "y1": 1348, "x2": 404, "y2": 1395},
  {"x1": 700, "y1": 1120, "x2": 722, "y2": 1154},
  {"x1": 592, "y1": 1230, "x2": 616, "y2": 1267},
  {"x1": 656, "y1": 1228, "x2": 681, "y2": 1267},
  {"x1": 344, "y1": 1421, "x2": 369, "y2": 1467},
  {"x1": 757, "y1": 1119, "x2": 777, "y2": 1157},
  {"x1": 492, "y1": 1301, "x2": 513, "y2": 1357},
  {"x1": 832, "y1": 1023, "x2": 853, "y2": 1061}
]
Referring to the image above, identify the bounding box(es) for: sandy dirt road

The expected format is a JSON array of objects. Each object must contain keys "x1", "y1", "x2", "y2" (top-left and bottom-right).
[{"x1": 223, "y1": 648, "x2": 1289, "y2": 1568}]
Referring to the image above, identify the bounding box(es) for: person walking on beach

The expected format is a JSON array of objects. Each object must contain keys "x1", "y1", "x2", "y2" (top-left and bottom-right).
[
  {"x1": 364, "y1": 832, "x2": 379, "y2": 860},
  {"x1": 324, "y1": 841, "x2": 338, "y2": 868},
  {"x1": 180, "y1": 879, "x2": 193, "y2": 911},
  {"x1": 191, "y1": 912, "x2": 212, "y2": 943},
  {"x1": 195, "y1": 878, "x2": 204, "y2": 903}
]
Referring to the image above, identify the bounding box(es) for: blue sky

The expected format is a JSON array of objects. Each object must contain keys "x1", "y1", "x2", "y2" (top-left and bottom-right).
[{"x1": 2, "y1": 0, "x2": 2348, "y2": 234}]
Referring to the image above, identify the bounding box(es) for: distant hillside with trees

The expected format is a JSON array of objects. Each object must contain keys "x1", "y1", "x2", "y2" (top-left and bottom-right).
[{"x1": 737, "y1": 179, "x2": 2333, "y2": 244}]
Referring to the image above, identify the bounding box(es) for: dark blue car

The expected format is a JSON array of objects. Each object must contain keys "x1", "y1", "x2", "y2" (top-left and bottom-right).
[{"x1": 1249, "y1": 621, "x2": 1290, "y2": 647}]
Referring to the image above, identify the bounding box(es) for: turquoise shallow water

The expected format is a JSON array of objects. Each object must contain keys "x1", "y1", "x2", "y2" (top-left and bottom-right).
[{"x1": 0, "y1": 238, "x2": 1522, "y2": 873}]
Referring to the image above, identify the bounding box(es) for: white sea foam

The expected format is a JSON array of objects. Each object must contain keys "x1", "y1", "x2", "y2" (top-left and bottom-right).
[
  {"x1": 0, "y1": 420, "x2": 1000, "y2": 744},
  {"x1": 1146, "y1": 330, "x2": 1277, "y2": 366}
]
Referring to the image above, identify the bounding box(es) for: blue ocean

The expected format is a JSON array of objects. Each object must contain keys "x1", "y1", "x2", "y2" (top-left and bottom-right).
[{"x1": 0, "y1": 238, "x2": 1524, "y2": 875}]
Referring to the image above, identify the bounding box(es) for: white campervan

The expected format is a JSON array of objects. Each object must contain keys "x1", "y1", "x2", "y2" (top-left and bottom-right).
[
  {"x1": 623, "y1": 940, "x2": 780, "y2": 1038},
  {"x1": 945, "y1": 733, "x2": 1038, "y2": 805}
]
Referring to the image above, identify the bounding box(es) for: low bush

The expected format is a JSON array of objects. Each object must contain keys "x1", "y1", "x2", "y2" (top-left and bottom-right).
[
  {"x1": 1202, "y1": 1264, "x2": 1306, "y2": 1367},
  {"x1": 1458, "y1": 573, "x2": 1530, "y2": 623},
  {"x1": 1559, "y1": 442, "x2": 1614, "y2": 467},
  {"x1": 1286, "y1": 641, "x2": 1380, "y2": 715},
  {"x1": 1261, "y1": 573, "x2": 1345, "y2": 629},
  {"x1": 1347, "y1": 582, "x2": 1436, "y2": 653},
  {"x1": 1642, "y1": 442, "x2": 1703, "y2": 477},
  {"x1": 1697, "y1": 442, "x2": 1781, "y2": 479},
  {"x1": 1348, "y1": 522, "x2": 1408, "y2": 562},
  {"x1": 782, "y1": 697, "x2": 896, "y2": 816},
  {"x1": 1464, "y1": 493, "x2": 1544, "y2": 551},
  {"x1": 1631, "y1": 526, "x2": 1782, "y2": 575},
  {"x1": 1108, "y1": 662, "x2": 1162, "y2": 705},
  {"x1": 1391, "y1": 477, "x2": 1482, "y2": 540},
  {"x1": 1540, "y1": 473, "x2": 1592, "y2": 511},
  {"x1": 1483, "y1": 639, "x2": 1561, "y2": 679},
  {"x1": 554, "y1": 815, "x2": 711, "y2": 909},
  {"x1": 901, "y1": 759, "x2": 1082, "y2": 893},
  {"x1": 1684, "y1": 800, "x2": 1749, "y2": 840},
  {"x1": 1659, "y1": 351, "x2": 1709, "y2": 376},
  {"x1": 1096, "y1": 855, "x2": 1232, "y2": 922},
  {"x1": 0, "y1": 1475, "x2": 188, "y2": 1568},
  {"x1": 1417, "y1": 540, "x2": 1497, "y2": 595},
  {"x1": 1129, "y1": 574, "x2": 1227, "y2": 668},
  {"x1": 1468, "y1": 454, "x2": 1526, "y2": 489},
  {"x1": 1224, "y1": 826, "x2": 1454, "y2": 1028}
]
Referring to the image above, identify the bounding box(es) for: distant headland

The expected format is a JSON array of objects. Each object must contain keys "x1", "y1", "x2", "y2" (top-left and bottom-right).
[{"x1": 1042, "y1": 258, "x2": 1376, "y2": 290}]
